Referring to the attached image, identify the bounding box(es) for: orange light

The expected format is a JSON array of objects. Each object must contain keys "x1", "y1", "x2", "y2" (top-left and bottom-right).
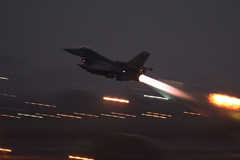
[
  {"x1": 111, "y1": 112, "x2": 136, "y2": 117},
  {"x1": 0, "y1": 148, "x2": 12, "y2": 152},
  {"x1": 139, "y1": 74, "x2": 193, "y2": 100},
  {"x1": 103, "y1": 97, "x2": 129, "y2": 103},
  {"x1": 69, "y1": 155, "x2": 94, "y2": 160},
  {"x1": 0, "y1": 93, "x2": 17, "y2": 98},
  {"x1": 208, "y1": 93, "x2": 240, "y2": 110}
]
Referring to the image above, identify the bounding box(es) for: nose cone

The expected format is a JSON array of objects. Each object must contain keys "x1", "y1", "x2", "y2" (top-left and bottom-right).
[
  {"x1": 63, "y1": 48, "x2": 76, "y2": 54},
  {"x1": 63, "y1": 48, "x2": 85, "y2": 57}
]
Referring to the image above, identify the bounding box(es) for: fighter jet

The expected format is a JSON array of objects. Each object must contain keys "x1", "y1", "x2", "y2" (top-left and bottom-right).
[{"x1": 63, "y1": 46, "x2": 152, "y2": 81}]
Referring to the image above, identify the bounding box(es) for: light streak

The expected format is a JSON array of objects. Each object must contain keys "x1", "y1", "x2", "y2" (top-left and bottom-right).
[
  {"x1": 0, "y1": 93, "x2": 17, "y2": 98},
  {"x1": 144, "y1": 94, "x2": 168, "y2": 100},
  {"x1": 208, "y1": 93, "x2": 240, "y2": 111},
  {"x1": 35, "y1": 113, "x2": 61, "y2": 118},
  {"x1": 147, "y1": 112, "x2": 172, "y2": 117},
  {"x1": 18, "y1": 113, "x2": 43, "y2": 119},
  {"x1": 142, "y1": 113, "x2": 166, "y2": 119},
  {"x1": 25, "y1": 102, "x2": 56, "y2": 108},
  {"x1": 139, "y1": 75, "x2": 193, "y2": 100},
  {"x1": 0, "y1": 77, "x2": 9, "y2": 80},
  {"x1": 0, "y1": 148, "x2": 12, "y2": 152},
  {"x1": 183, "y1": 111, "x2": 201, "y2": 116},
  {"x1": 73, "y1": 112, "x2": 98, "y2": 118},
  {"x1": 57, "y1": 114, "x2": 82, "y2": 119},
  {"x1": 103, "y1": 97, "x2": 129, "y2": 103},
  {"x1": 2, "y1": 107, "x2": 27, "y2": 112},
  {"x1": 101, "y1": 113, "x2": 125, "y2": 119},
  {"x1": 111, "y1": 112, "x2": 136, "y2": 117},
  {"x1": 0, "y1": 114, "x2": 21, "y2": 119},
  {"x1": 69, "y1": 155, "x2": 94, "y2": 160}
]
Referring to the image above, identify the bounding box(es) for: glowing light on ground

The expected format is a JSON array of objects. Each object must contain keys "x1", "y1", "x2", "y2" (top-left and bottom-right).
[
  {"x1": 0, "y1": 113, "x2": 21, "y2": 119},
  {"x1": 183, "y1": 111, "x2": 201, "y2": 116},
  {"x1": 57, "y1": 114, "x2": 82, "y2": 119},
  {"x1": 144, "y1": 94, "x2": 168, "y2": 100},
  {"x1": 25, "y1": 102, "x2": 56, "y2": 108},
  {"x1": 69, "y1": 155, "x2": 94, "y2": 160},
  {"x1": 103, "y1": 97, "x2": 129, "y2": 103},
  {"x1": 142, "y1": 113, "x2": 166, "y2": 119},
  {"x1": 0, "y1": 77, "x2": 9, "y2": 80},
  {"x1": 139, "y1": 75, "x2": 193, "y2": 100},
  {"x1": 73, "y1": 112, "x2": 98, "y2": 118},
  {"x1": 101, "y1": 113, "x2": 125, "y2": 119},
  {"x1": 147, "y1": 112, "x2": 172, "y2": 117},
  {"x1": 111, "y1": 112, "x2": 136, "y2": 117},
  {"x1": 18, "y1": 113, "x2": 43, "y2": 119},
  {"x1": 208, "y1": 93, "x2": 240, "y2": 110},
  {"x1": 35, "y1": 113, "x2": 61, "y2": 118},
  {"x1": 0, "y1": 148, "x2": 12, "y2": 152},
  {"x1": 0, "y1": 93, "x2": 17, "y2": 98}
]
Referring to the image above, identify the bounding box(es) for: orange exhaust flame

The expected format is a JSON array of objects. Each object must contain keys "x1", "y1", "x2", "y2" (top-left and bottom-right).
[
  {"x1": 208, "y1": 93, "x2": 240, "y2": 110},
  {"x1": 139, "y1": 74, "x2": 193, "y2": 100}
]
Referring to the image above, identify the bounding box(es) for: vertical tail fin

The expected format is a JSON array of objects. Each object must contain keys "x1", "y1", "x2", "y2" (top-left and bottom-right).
[{"x1": 128, "y1": 51, "x2": 150, "y2": 70}]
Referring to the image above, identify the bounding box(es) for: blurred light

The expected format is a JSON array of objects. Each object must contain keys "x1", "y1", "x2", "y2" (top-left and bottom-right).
[
  {"x1": 2, "y1": 107, "x2": 27, "y2": 112},
  {"x1": 0, "y1": 148, "x2": 12, "y2": 152},
  {"x1": 0, "y1": 114, "x2": 21, "y2": 119},
  {"x1": 111, "y1": 112, "x2": 136, "y2": 118},
  {"x1": 0, "y1": 93, "x2": 17, "y2": 98},
  {"x1": 0, "y1": 77, "x2": 9, "y2": 80},
  {"x1": 144, "y1": 94, "x2": 168, "y2": 100},
  {"x1": 101, "y1": 113, "x2": 125, "y2": 119},
  {"x1": 208, "y1": 93, "x2": 240, "y2": 110},
  {"x1": 25, "y1": 102, "x2": 56, "y2": 108},
  {"x1": 139, "y1": 74, "x2": 193, "y2": 100},
  {"x1": 147, "y1": 112, "x2": 172, "y2": 117},
  {"x1": 73, "y1": 112, "x2": 98, "y2": 118},
  {"x1": 69, "y1": 155, "x2": 94, "y2": 160},
  {"x1": 103, "y1": 97, "x2": 129, "y2": 103},
  {"x1": 142, "y1": 113, "x2": 166, "y2": 119},
  {"x1": 18, "y1": 113, "x2": 43, "y2": 119},
  {"x1": 230, "y1": 111, "x2": 240, "y2": 120},
  {"x1": 183, "y1": 111, "x2": 201, "y2": 116},
  {"x1": 35, "y1": 113, "x2": 61, "y2": 118},
  {"x1": 57, "y1": 114, "x2": 82, "y2": 119}
]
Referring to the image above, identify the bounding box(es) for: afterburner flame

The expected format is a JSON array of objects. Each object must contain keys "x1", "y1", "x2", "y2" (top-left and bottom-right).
[
  {"x1": 139, "y1": 74, "x2": 193, "y2": 100},
  {"x1": 208, "y1": 93, "x2": 240, "y2": 110}
]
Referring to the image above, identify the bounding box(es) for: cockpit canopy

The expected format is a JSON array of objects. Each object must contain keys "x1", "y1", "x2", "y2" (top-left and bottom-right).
[{"x1": 79, "y1": 46, "x2": 94, "y2": 52}]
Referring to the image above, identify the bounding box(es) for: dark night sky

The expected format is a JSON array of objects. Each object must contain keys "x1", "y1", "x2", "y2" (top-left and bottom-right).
[
  {"x1": 1, "y1": 0, "x2": 240, "y2": 84},
  {"x1": 1, "y1": 1, "x2": 240, "y2": 159}
]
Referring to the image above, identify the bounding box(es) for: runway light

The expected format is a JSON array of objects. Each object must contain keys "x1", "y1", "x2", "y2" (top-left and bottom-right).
[
  {"x1": 0, "y1": 148, "x2": 12, "y2": 152},
  {"x1": 35, "y1": 113, "x2": 61, "y2": 118},
  {"x1": 183, "y1": 111, "x2": 201, "y2": 116},
  {"x1": 69, "y1": 155, "x2": 94, "y2": 160},
  {"x1": 142, "y1": 113, "x2": 166, "y2": 119},
  {"x1": 111, "y1": 112, "x2": 136, "y2": 118},
  {"x1": 0, "y1": 77, "x2": 9, "y2": 80},
  {"x1": 25, "y1": 102, "x2": 56, "y2": 108},
  {"x1": 147, "y1": 112, "x2": 172, "y2": 117},
  {"x1": 208, "y1": 93, "x2": 240, "y2": 111},
  {"x1": 101, "y1": 113, "x2": 125, "y2": 119},
  {"x1": 139, "y1": 74, "x2": 193, "y2": 100},
  {"x1": 18, "y1": 113, "x2": 43, "y2": 119},
  {"x1": 0, "y1": 93, "x2": 17, "y2": 98},
  {"x1": 73, "y1": 112, "x2": 99, "y2": 118},
  {"x1": 103, "y1": 97, "x2": 129, "y2": 103},
  {"x1": 144, "y1": 94, "x2": 168, "y2": 100},
  {"x1": 57, "y1": 114, "x2": 82, "y2": 119},
  {"x1": 0, "y1": 114, "x2": 21, "y2": 119}
]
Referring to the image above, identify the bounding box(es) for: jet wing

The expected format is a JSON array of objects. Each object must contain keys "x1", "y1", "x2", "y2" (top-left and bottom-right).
[{"x1": 63, "y1": 47, "x2": 108, "y2": 61}]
